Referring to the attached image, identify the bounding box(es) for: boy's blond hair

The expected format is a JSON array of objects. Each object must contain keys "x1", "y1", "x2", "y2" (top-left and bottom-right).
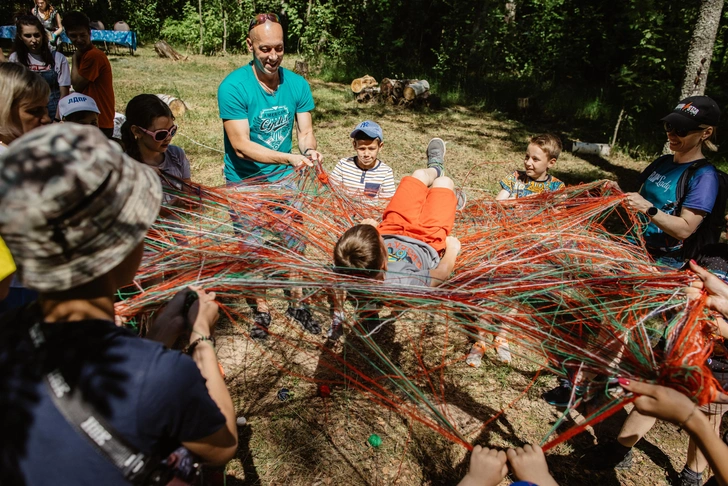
[
  {"x1": 530, "y1": 134, "x2": 562, "y2": 161},
  {"x1": 333, "y1": 225, "x2": 386, "y2": 278}
]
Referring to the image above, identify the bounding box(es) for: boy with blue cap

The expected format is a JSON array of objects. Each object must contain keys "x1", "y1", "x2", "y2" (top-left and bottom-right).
[{"x1": 330, "y1": 120, "x2": 395, "y2": 199}]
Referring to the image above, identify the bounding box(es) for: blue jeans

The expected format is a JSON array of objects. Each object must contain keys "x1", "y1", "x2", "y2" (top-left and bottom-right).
[{"x1": 225, "y1": 178, "x2": 306, "y2": 254}]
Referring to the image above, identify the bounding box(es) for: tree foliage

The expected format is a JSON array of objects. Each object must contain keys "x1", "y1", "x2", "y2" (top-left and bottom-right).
[{"x1": 1, "y1": 0, "x2": 726, "y2": 156}]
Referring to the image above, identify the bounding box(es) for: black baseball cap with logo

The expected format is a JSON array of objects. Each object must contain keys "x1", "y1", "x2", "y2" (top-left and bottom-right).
[{"x1": 660, "y1": 95, "x2": 721, "y2": 132}]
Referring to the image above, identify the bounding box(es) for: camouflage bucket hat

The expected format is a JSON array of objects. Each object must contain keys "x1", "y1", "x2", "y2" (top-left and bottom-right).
[{"x1": 0, "y1": 124, "x2": 162, "y2": 292}]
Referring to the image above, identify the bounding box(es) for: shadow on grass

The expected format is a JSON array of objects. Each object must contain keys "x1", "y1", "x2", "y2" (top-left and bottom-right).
[
  {"x1": 635, "y1": 438, "x2": 681, "y2": 484},
  {"x1": 232, "y1": 424, "x2": 262, "y2": 485},
  {"x1": 545, "y1": 400, "x2": 678, "y2": 485},
  {"x1": 563, "y1": 153, "x2": 644, "y2": 190},
  {"x1": 224, "y1": 340, "x2": 289, "y2": 485},
  {"x1": 547, "y1": 404, "x2": 630, "y2": 486}
]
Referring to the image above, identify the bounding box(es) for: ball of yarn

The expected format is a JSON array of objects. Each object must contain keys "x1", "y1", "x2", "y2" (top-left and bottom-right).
[
  {"x1": 318, "y1": 384, "x2": 331, "y2": 398},
  {"x1": 368, "y1": 434, "x2": 382, "y2": 448}
]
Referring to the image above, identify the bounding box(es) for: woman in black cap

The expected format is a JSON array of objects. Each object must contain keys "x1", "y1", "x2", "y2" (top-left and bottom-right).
[
  {"x1": 618, "y1": 95, "x2": 721, "y2": 268},
  {"x1": 545, "y1": 96, "x2": 723, "y2": 411}
]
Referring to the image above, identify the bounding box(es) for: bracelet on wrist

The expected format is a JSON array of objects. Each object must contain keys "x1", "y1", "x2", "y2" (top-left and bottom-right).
[
  {"x1": 184, "y1": 335, "x2": 215, "y2": 355},
  {"x1": 191, "y1": 329, "x2": 209, "y2": 340},
  {"x1": 678, "y1": 404, "x2": 697, "y2": 429},
  {"x1": 302, "y1": 148, "x2": 313, "y2": 156}
]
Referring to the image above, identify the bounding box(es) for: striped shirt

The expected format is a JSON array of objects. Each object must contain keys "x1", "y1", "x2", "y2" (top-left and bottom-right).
[{"x1": 330, "y1": 157, "x2": 395, "y2": 199}]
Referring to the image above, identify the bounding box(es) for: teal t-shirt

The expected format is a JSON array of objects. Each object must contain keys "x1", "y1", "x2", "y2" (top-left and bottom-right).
[
  {"x1": 639, "y1": 156, "x2": 718, "y2": 251},
  {"x1": 217, "y1": 63, "x2": 315, "y2": 182}
]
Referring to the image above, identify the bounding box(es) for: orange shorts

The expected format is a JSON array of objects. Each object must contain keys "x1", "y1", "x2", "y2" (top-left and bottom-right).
[{"x1": 377, "y1": 176, "x2": 456, "y2": 253}]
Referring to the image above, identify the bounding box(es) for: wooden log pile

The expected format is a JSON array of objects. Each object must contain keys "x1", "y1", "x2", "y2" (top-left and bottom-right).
[
  {"x1": 154, "y1": 41, "x2": 188, "y2": 61},
  {"x1": 156, "y1": 94, "x2": 188, "y2": 118},
  {"x1": 356, "y1": 87, "x2": 381, "y2": 103},
  {"x1": 351, "y1": 75, "x2": 434, "y2": 107}
]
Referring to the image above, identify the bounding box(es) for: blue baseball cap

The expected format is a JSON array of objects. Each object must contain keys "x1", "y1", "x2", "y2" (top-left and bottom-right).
[{"x1": 350, "y1": 120, "x2": 384, "y2": 142}]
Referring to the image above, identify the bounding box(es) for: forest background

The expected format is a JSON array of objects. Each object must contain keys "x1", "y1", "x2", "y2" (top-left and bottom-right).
[{"x1": 2, "y1": 0, "x2": 728, "y2": 162}]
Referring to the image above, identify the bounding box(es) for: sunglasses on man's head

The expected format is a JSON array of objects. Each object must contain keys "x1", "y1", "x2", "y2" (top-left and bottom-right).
[
  {"x1": 248, "y1": 13, "x2": 280, "y2": 32},
  {"x1": 138, "y1": 124, "x2": 177, "y2": 142},
  {"x1": 663, "y1": 122, "x2": 704, "y2": 138}
]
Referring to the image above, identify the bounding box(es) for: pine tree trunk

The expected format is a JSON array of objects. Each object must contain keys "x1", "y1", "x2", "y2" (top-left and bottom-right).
[
  {"x1": 663, "y1": 0, "x2": 724, "y2": 154},
  {"x1": 505, "y1": 2, "x2": 516, "y2": 23},
  {"x1": 679, "y1": 0, "x2": 724, "y2": 99},
  {"x1": 220, "y1": 0, "x2": 227, "y2": 55}
]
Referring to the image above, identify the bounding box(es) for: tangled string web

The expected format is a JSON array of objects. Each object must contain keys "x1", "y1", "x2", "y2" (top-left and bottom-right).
[{"x1": 116, "y1": 164, "x2": 721, "y2": 452}]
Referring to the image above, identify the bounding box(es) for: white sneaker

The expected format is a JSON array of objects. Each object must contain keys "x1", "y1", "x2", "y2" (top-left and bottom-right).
[
  {"x1": 466, "y1": 341, "x2": 486, "y2": 368},
  {"x1": 494, "y1": 336, "x2": 512, "y2": 364}
]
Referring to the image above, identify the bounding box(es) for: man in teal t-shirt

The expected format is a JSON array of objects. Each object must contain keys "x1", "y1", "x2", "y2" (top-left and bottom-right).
[
  {"x1": 217, "y1": 14, "x2": 322, "y2": 182},
  {"x1": 217, "y1": 13, "x2": 323, "y2": 338}
]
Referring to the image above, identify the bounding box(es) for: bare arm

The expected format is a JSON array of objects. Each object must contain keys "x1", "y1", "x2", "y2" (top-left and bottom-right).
[
  {"x1": 70, "y1": 51, "x2": 90, "y2": 92},
  {"x1": 429, "y1": 236, "x2": 461, "y2": 287},
  {"x1": 53, "y1": 12, "x2": 64, "y2": 36},
  {"x1": 496, "y1": 189, "x2": 511, "y2": 201},
  {"x1": 625, "y1": 192, "x2": 706, "y2": 240},
  {"x1": 295, "y1": 112, "x2": 322, "y2": 163},
  {"x1": 223, "y1": 119, "x2": 311, "y2": 169},
  {"x1": 620, "y1": 379, "x2": 728, "y2": 486},
  {"x1": 182, "y1": 342, "x2": 238, "y2": 464},
  {"x1": 330, "y1": 288, "x2": 346, "y2": 317},
  {"x1": 180, "y1": 290, "x2": 238, "y2": 465}
]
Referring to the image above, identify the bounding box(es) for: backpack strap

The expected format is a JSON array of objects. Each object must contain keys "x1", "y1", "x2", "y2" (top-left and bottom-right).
[{"x1": 675, "y1": 159, "x2": 710, "y2": 214}]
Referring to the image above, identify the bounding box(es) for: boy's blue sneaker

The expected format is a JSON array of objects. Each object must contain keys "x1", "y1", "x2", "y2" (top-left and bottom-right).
[
  {"x1": 678, "y1": 467, "x2": 703, "y2": 486},
  {"x1": 286, "y1": 306, "x2": 322, "y2": 335},
  {"x1": 426, "y1": 138, "x2": 446, "y2": 177},
  {"x1": 542, "y1": 379, "x2": 585, "y2": 407},
  {"x1": 250, "y1": 311, "x2": 271, "y2": 341}
]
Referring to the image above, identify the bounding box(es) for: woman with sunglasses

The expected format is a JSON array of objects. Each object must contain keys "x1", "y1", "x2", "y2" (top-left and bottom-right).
[
  {"x1": 121, "y1": 94, "x2": 191, "y2": 194},
  {"x1": 616, "y1": 95, "x2": 721, "y2": 268}
]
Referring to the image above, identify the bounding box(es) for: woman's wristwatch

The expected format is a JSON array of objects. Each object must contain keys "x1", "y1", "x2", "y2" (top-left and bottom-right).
[{"x1": 647, "y1": 206, "x2": 658, "y2": 218}]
